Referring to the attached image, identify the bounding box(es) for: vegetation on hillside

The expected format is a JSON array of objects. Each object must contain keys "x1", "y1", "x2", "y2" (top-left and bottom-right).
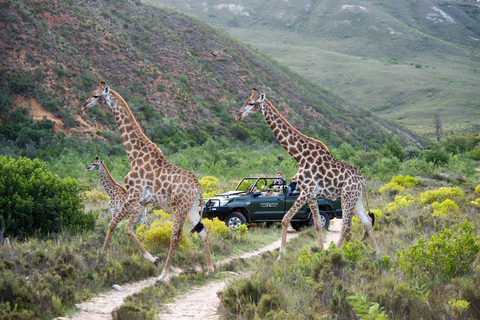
[
  {"x1": 0, "y1": 0, "x2": 418, "y2": 152},
  {"x1": 155, "y1": 0, "x2": 480, "y2": 133}
]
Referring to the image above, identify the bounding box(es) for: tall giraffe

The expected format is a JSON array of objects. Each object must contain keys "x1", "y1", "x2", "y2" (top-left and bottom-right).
[
  {"x1": 86, "y1": 156, "x2": 150, "y2": 226},
  {"x1": 236, "y1": 89, "x2": 379, "y2": 260},
  {"x1": 82, "y1": 81, "x2": 214, "y2": 282}
]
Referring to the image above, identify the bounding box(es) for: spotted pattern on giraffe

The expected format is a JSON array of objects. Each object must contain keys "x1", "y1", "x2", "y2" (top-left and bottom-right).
[
  {"x1": 83, "y1": 81, "x2": 214, "y2": 283},
  {"x1": 236, "y1": 88, "x2": 379, "y2": 261}
]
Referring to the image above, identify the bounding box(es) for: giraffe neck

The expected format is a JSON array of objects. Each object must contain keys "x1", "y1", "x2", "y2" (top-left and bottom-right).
[
  {"x1": 104, "y1": 90, "x2": 165, "y2": 163},
  {"x1": 261, "y1": 98, "x2": 330, "y2": 162},
  {"x1": 98, "y1": 163, "x2": 125, "y2": 198}
]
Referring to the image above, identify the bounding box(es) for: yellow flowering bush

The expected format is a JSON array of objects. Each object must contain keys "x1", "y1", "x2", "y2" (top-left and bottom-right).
[
  {"x1": 419, "y1": 187, "x2": 463, "y2": 205},
  {"x1": 136, "y1": 209, "x2": 190, "y2": 252},
  {"x1": 431, "y1": 199, "x2": 459, "y2": 217},
  {"x1": 199, "y1": 176, "x2": 221, "y2": 199},
  {"x1": 384, "y1": 194, "x2": 415, "y2": 212},
  {"x1": 379, "y1": 175, "x2": 419, "y2": 194},
  {"x1": 475, "y1": 184, "x2": 480, "y2": 193},
  {"x1": 202, "y1": 217, "x2": 231, "y2": 236},
  {"x1": 471, "y1": 198, "x2": 480, "y2": 207},
  {"x1": 83, "y1": 189, "x2": 109, "y2": 203}
]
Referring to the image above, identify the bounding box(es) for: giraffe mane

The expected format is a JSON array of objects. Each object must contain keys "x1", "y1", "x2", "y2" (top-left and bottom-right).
[
  {"x1": 264, "y1": 98, "x2": 330, "y2": 153},
  {"x1": 109, "y1": 89, "x2": 164, "y2": 157}
]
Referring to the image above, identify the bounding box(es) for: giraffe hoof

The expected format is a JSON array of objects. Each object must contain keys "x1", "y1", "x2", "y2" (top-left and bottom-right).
[
  {"x1": 153, "y1": 257, "x2": 160, "y2": 267},
  {"x1": 156, "y1": 275, "x2": 166, "y2": 283}
]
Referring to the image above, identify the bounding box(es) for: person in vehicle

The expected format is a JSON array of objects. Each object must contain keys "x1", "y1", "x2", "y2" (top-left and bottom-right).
[
  {"x1": 269, "y1": 171, "x2": 286, "y2": 187},
  {"x1": 287, "y1": 176, "x2": 297, "y2": 196}
]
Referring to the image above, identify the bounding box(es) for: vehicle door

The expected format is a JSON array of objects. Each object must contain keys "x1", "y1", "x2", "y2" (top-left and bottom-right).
[
  {"x1": 284, "y1": 190, "x2": 310, "y2": 220},
  {"x1": 249, "y1": 192, "x2": 287, "y2": 220}
]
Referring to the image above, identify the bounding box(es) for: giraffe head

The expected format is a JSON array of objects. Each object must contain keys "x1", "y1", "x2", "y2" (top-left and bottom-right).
[
  {"x1": 86, "y1": 156, "x2": 104, "y2": 172},
  {"x1": 235, "y1": 88, "x2": 266, "y2": 121},
  {"x1": 82, "y1": 81, "x2": 110, "y2": 112}
]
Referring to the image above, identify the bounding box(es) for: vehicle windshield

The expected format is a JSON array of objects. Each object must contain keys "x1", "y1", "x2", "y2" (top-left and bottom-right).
[{"x1": 234, "y1": 178, "x2": 282, "y2": 193}]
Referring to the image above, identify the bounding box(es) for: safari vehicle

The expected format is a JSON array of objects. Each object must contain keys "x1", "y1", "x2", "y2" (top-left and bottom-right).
[{"x1": 202, "y1": 177, "x2": 342, "y2": 230}]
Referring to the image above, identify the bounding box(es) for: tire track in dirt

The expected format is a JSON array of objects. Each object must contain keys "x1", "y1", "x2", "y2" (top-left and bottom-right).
[{"x1": 67, "y1": 220, "x2": 341, "y2": 320}]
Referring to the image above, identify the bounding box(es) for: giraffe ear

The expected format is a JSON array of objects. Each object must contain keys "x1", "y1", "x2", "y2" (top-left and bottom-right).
[
  {"x1": 99, "y1": 160, "x2": 104, "y2": 165},
  {"x1": 104, "y1": 86, "x2": 110, "y2": 94},
  {"x1": 259, "y1": 93, "x2": 266, "y2": 102}
]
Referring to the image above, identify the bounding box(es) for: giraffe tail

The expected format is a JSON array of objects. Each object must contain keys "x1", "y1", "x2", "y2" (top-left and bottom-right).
[
  {"x1": 191, "y1": 221, "x2": 204, "y2": 234},
  {"x1": 191, "y1": 186, "x2": 204, "y2": 234},
  {"x1": 361, "y1": 185, "x2": 375, "y2": 242}
]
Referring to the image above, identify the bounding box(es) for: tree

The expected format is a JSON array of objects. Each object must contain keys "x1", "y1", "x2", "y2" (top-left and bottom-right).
[{"x1": 433, "y1": 112, "x2": 443, "y2": 142}]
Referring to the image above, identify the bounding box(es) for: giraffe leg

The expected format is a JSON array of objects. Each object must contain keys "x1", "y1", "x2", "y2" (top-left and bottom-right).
[
  {"x1": 355, "y1": 197, "x2": 380, "y2": 252},
  {"x1": 308, "y1": 199, "x2": 324, "y2": 251},
  {"x1": 186, "y1": 197, "x2": 214, "y2": 276},
  {"x1": 139, "y1": 205, "x2": 150, "y2": 226},
  {"x1": 337, "y1": 191, "x2": 355, "y2": 249},
  {"x1": 276, "y1": 193, "x2": 308, "y2": 263},
  {"x1": 157, "y1": 204, "x2": 187, "y2": 283},
  {"x1": 103, "y1": 200, "x2": 134, "y2": 250},
  {"x1": 125, "y1": 205, "x2": 160, "y2": 265}
]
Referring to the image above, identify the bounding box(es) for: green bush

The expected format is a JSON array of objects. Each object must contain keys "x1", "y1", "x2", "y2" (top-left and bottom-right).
[
  {"x1": 396, "y1": 221, "x2": 480, "y2": 283},
  {"x1": 0, "y1": 156, "x2": 96, "y2": 238},
  {"x1": 419, "y1": 187, "x2": 463, "y2": 205},
  {"x1": 379, "y1": 175, "x2": 418, "y2": 194}
]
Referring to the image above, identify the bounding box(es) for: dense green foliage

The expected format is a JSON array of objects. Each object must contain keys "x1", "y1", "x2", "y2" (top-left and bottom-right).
[{"x1": 0, "y1": 156, "x2": 96, "y2": 238}]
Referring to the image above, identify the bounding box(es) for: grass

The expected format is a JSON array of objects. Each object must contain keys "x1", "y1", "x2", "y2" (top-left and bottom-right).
[
  {"x1": 0, "y1": 200, "x2": 289, "y2": 320},
  {"x1": 225, "y1": 27, "x2": 480, "y2": 134}
]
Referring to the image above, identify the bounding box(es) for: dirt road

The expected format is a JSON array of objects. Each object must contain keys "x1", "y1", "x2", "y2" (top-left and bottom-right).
[{"x1": 69, "y1": 220, "x2": 341, "y2": 320}]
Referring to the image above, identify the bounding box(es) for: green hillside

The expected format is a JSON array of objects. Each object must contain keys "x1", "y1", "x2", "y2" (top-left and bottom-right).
[
  {"x1": 0, "y1": 0, "x2": 421, "y2": 160},
  {"x1": 150, "y1": 0, "x2": 480, "y2": 134}
]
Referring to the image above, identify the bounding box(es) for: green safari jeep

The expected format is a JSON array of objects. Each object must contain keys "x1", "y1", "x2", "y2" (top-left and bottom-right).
[{"x1": 202, "y1": 177, "x2": 342, "y2": 230}]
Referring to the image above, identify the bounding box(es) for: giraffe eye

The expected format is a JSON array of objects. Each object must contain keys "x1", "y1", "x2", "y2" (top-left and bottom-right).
[
  {"x1": 249, "y1": 103, "x2": 255, "y2": 106},
  {"x1": 93, "y1": 95, "x2": 99, "y2": 99}
]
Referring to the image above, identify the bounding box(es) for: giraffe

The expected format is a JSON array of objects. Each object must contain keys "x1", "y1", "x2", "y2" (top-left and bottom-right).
[
  {"x1": 236, "y1": 88, "x2": 379, "y2": 261},
  {"x1": 85, "y1": 156, "x2": 150, "y2": 226},
  {"x1": 82, "y1": 81, "x2": 214, "y2": 282}
]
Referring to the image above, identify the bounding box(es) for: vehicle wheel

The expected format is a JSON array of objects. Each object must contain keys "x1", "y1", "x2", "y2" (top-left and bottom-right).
[
  {"x1": 292, "y1": 211, "x2": 330, "y2": 231},
  {"x1": 319, "y1": 211, "x2": 330, "y2": 230},
  {"x1": 224, "y1": 212, "x2": 247, "y2": 230}
]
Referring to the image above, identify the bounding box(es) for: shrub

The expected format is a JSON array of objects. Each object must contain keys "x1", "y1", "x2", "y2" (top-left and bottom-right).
[
  {"x1": 0, "y1": 156, "x2": 96, "y2": 238},
  {"x1": 422, "y1": 143, "x2": 449, "y2": 166},
  {"x1": 379, "y1": 175, "x2": 418, "y2": 194},
  {"x1": 84, "y1": 189, "x2": 110, "y2": 204},
  {"x1": 419, "y1": 187, "x2": 463, "y2": 205},
  {"x1": 202, "y1": 217, "x2": 230, "y2": 237},
  {"x1": 136, "y1": 210, "x2": 190, "y2": 252},
  {"x1": 475, "y1": 184, "x2": 480, "y2": 194},
  {"x1": 431, "y1": 199, "x2": 459, "y2": 218},
  {"x1": 198, "y1": 176, "x2": 220, "y2": 199},
  {"x1": 384, "y1": 194, "x2": 415, "y2": 212},
  {"x1": 347, "y1": 292, "x2": 389, "y2": 320},
  {"x1": 396, "y1": 221, "x2": 480, "y2": 283}
]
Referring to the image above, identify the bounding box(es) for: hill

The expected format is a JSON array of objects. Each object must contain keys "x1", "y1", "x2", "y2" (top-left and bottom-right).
[
  {"x1": 0, "y1": 0, "x2": 419, "y2": 157},
  {"x1": 149, "y1": 0, "x2": 480, "y2": 135}
]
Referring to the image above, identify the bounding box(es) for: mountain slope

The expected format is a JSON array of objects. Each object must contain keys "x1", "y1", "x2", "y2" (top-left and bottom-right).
[
  {"x1": 0, "y1": 0, "x2": 418, "y2": 153},
  {"x1": 150, "y1": 0, "x2": 480, "y2": 134}
]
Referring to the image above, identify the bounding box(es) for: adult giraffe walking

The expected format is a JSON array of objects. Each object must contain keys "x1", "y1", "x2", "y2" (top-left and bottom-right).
[
  {"x1": 82, "y1": 81, "x2": 214, "y2": 282},
  {"x1": 236, "y1": 89, "x2": 379, "y2": 261}
]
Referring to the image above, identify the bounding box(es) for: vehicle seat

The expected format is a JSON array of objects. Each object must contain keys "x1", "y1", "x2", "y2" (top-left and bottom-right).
[
  {"x1": 261, "y1": 186, "x2": 268, "y2": 197},
  {"x1": 271, "y1": 185, "x2": 281, "y2": 196}
]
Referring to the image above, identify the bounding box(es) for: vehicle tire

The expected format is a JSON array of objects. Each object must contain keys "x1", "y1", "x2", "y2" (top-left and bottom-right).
[
  {"x1": 224, "y1": 212, "x2": 247, "y2": 230},
  {"x1": 319, "y1": 211, "x2": 330, "y2": 230},
  {"x1": 291, "y1": 211, "x2": 330, "y2": 231}
]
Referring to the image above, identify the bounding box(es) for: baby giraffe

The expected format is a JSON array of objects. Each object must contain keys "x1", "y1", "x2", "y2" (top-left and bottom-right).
[{"x1": 86, "y1": 156, "x2": 150, "y2": 226}]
